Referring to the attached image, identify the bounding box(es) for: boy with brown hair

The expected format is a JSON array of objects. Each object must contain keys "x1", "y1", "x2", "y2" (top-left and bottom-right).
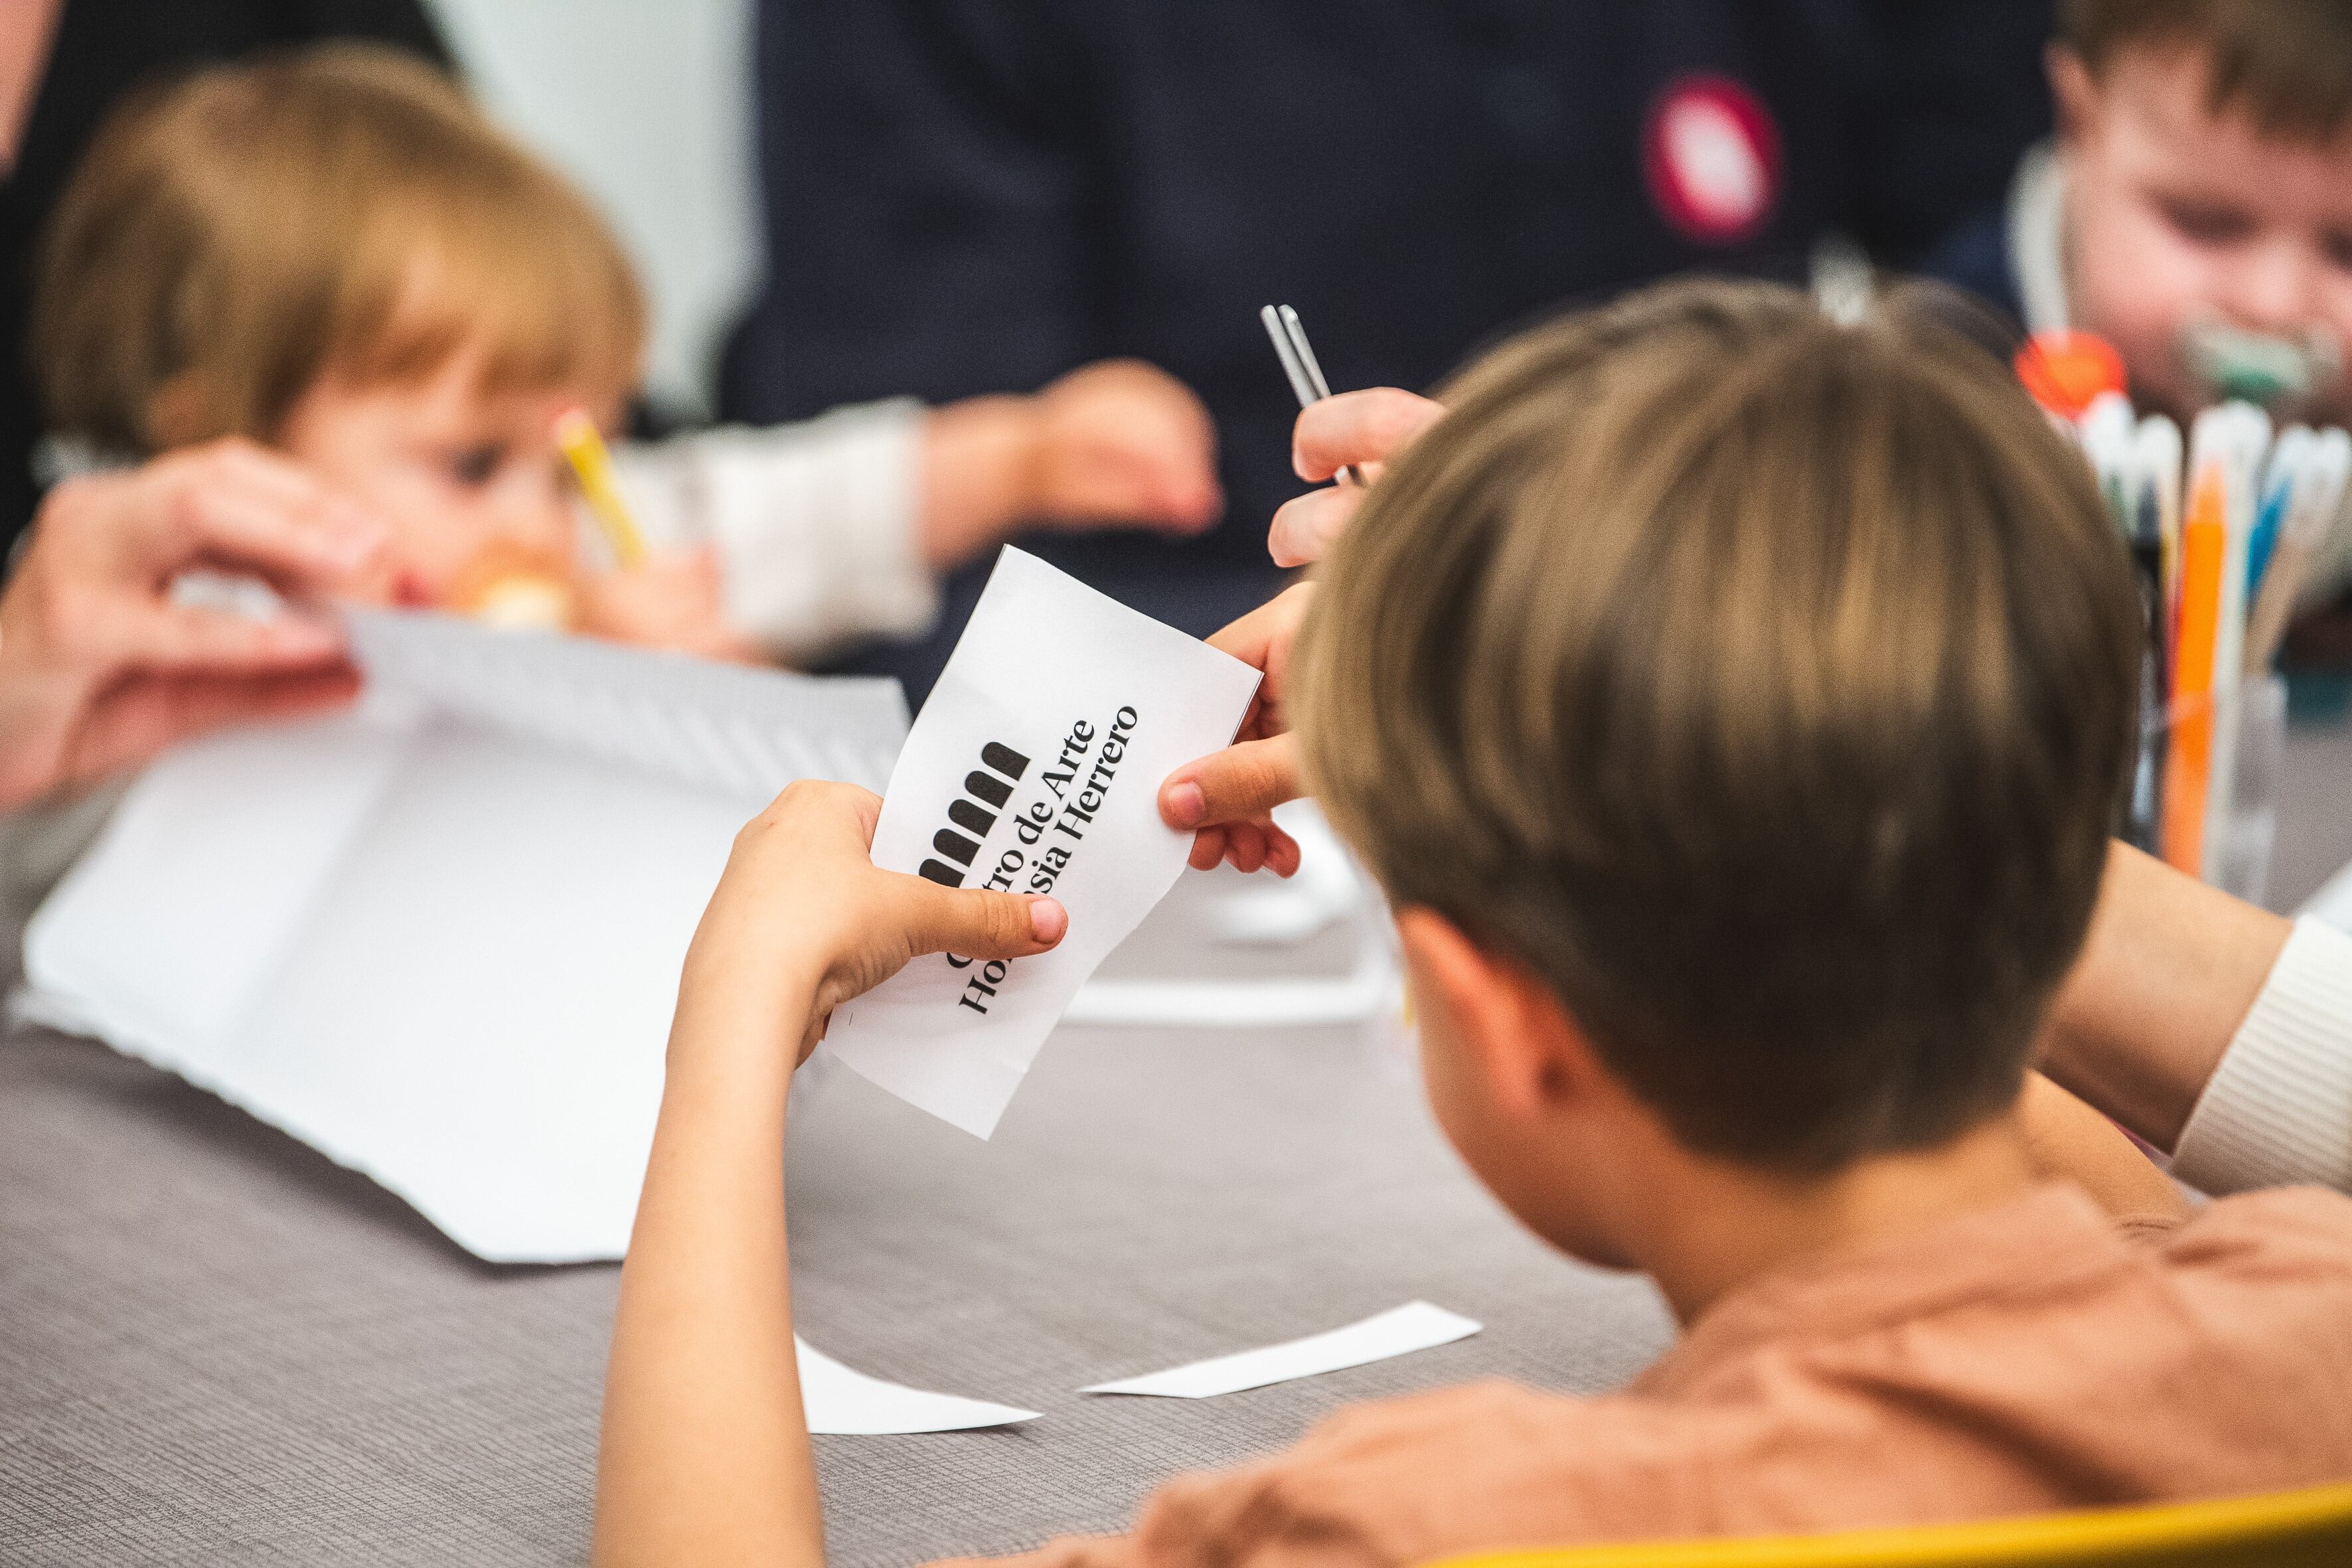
[
  {"x1": 1947, "y1": 0, "x2": 2352, "y2": 425},
  {"x1": 29, "y1": 45, "x2": 1221, "y2": 663},
  {"x1": 591, "y1": 279, "x2": 2352, "y2": 1565}
]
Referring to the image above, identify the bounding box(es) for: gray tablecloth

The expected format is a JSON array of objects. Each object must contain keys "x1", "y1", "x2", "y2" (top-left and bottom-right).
[
  {"x1": 0, "y1": 857, "x2": 1675, "y2": 1568},
  {"x1": 4, "y1": 712, "x2": 2347, "y2": 1565}
]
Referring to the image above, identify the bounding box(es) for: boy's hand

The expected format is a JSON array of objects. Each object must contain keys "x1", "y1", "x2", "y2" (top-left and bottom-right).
[
  {"x1": 1156, "y1": 388, "x2": 1445, "y2": 874},
  {"x1": 576, "y1": 546, "x2": 757, "y2": 664},
  {"x1": 1159, "y1": 584, "x2": 1311, "y2": 876},
  {"x1": 684, "y1": 780, "x2": 1067, "y2": 1066},
  {"x1": 1267, "y1": 388, "x2": 1445, "y2": 567}
]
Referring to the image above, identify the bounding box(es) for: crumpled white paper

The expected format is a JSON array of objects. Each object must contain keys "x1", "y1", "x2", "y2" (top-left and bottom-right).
[
  {"x1": 1080, "y1": 1302, "x2": 1482, "y2": 1399},
  {"x1": 796, "y1": 1337, "x2": 1038, "y2": 1434},
  {"x1": 821, "y1": 548, "x2": 1260, "y2": 1137}
]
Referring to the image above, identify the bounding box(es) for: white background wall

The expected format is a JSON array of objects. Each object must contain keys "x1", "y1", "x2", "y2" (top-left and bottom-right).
[{"x1": 425, "y1": 0, "x2": 763, "y2": 420}]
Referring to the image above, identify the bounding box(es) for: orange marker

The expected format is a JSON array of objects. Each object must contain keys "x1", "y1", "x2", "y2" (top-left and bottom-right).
[
  {"x1": 2014, "y1": 331, "x2": 2126, "y2": 422},
  {"x1": 2160, "y1": 471, "x2": 2227, "y2": 874}
]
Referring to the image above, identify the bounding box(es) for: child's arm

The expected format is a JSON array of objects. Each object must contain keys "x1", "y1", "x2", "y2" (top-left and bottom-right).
[
  {"x1": 593, "y1": 781, "x2": 1065, "y2": 1568},
  {"x1": 920, "y1": 359, "x2": 1223, "y2": 569}
]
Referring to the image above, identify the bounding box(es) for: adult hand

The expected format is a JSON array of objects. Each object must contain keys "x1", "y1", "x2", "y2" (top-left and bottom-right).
[
  {"x1": 919, "y1": 360, "x2": 1223, "y2": 570},
  {"x1": 0, "y1": 439, "x2": 385, "y2": 811},
  {"x1": 1029, "y1": 358, "x2": 1223, "y2": 534},
  {"x1": 683, "y1": 779, "x2": 1067, "y2": 1068},
  {"x1": 1157, "y1": 388, "x2": 1445, "y2": 874}
]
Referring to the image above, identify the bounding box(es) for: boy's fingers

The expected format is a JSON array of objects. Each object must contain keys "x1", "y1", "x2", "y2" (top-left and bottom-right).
[
  {"x1": 1260, "y1": 823, "x2": 1302, "y2": 878},
  {"x1": 1225, "y1": 821, "x2": 1269, "y2": 874},
  {"x1": 903, "y1": 880, "x2": 1067, "y2": 960},
  {"x1": 1268, "y1": 485, "x2": 1362, "y2": 568},
  {"x1": 1188, "y1": 824, "x2": 1228, "y2": 871},
  {"x1": 1291, "y1": 388, "x2": 1445, "y2": 483},
  {"x1": 1203, "y1": 582, "x2": 1310, "y2": 672},
  {"x1": 1160, "y1": 734, "x2": 1302, "y2": 829}
]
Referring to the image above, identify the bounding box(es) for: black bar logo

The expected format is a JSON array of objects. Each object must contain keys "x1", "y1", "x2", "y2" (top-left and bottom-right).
[{"x1": 919, "y1": 742, "x2": 1030, "y2": 886}]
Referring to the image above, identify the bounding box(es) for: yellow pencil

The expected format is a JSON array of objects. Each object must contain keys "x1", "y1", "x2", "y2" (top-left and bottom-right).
[{"x1": 555, "y1": 409, "x2": 647, "y2": 569}]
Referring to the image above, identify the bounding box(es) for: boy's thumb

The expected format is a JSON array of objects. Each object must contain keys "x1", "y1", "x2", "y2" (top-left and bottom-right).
[
  {"x1": 1160, "y1": 734, "x2": 1302, "y2": 829},
  {"x1": 907, "y1": 882, "x2": 1068, "y2": 961}
]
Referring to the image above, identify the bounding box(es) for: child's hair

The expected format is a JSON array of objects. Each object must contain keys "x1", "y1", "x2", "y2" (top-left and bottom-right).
[
  {"x1": 2061, "y1": 0, "x2": 2352, "y2": 141},
  {"x1": 1297, "y1": 279, "x2": 2140, "y2": 1173},
  {"x1": 32, "y1": 44, "x2": 645, "y2": 455}
]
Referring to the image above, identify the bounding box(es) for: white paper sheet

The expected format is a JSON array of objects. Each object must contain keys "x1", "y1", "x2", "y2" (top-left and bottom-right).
[
  {"x1": 24, "y1": 610, "x2": 908, "y2": 1263},
  {"x1": 1079, "y1": 1302, "x2": 1482, "y2": 1398},
  {"x1": 822, "y1": 549, "x2": 1260, "y2": 1138},
  {"x1": 795, "y1": 1337, "x2": 1038, "y2": 1435}
]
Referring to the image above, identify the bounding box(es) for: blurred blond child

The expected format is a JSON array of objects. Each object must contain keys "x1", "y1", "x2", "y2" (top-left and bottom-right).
[{"x1": 29, "y1": 46, "x2": 1220, "y2": 665}]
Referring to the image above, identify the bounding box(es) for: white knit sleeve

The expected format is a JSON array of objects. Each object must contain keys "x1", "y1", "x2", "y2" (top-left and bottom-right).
[
  {"x1": 2171, "y1": 917, "x2": 2352, "y2": 1195},
  {"x1": 609, "y1": 400, "x2": 936, "y2": 665}
]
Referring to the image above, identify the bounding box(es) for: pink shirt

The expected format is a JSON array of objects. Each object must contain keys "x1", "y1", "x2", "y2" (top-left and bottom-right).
[{"x1": 963, "y1": 1184, "x2": 2352, "y2": 1568}]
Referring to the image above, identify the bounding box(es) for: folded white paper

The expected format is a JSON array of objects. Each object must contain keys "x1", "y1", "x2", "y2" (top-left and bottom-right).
[
  {"x1": 822, "y1": 549, "x2": 1259, "y2": 1137},
  {"x1": 23, "y1": 610, "x2": 908, "y2": 1263},
  {"x1": 1080, "y1": 1302, "x2": 1481, "y2": 1398},
  {"x1": 796, "y1": 1337, "x2": 1038, "y2": 1435}
]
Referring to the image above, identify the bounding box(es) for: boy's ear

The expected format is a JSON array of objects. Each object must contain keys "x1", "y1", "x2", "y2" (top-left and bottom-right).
[
  {"x1": 2048, "y1": 44, "x2": 2099, "y2": 147},
  {"x1": 1393, "y1": 907, "x2": 1604, "y2": 1119}
]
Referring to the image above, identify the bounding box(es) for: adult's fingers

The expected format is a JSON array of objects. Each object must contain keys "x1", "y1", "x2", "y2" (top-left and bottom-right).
[
  {"x1": 1160, "y1": 732, "x2": 1301, "y2": 830},
  {"x1": 900, "y1": 880, "x2": 1068, "y2": 961},
  {"x1": 1268, "y1": 485, "x2": 1363, "y2": 568},
  {"x1": 61, "y1": 666, "x2": 363, "y2": 787},
  {"x1": 113, "y1": 441, "x2": 385, "y2": 589},
  {"x1": 1291, "y1": 388, "x2": 1445, "y2": 483},
  {"x1": 107, "y1": 596, "x2": 347, "y2": 675}
]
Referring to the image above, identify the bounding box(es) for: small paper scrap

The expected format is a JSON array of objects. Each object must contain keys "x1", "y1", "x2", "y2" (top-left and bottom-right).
[
  {"x1": 1080, "y1": 1302, "x2": 1482, "y2": 1399},
  {"x1": 796, "y1": 1337, "x2": 1039, "y2": 1435},
  {"x1": 823, "y1": 548, "x2": 1261, "y2": 1138}
]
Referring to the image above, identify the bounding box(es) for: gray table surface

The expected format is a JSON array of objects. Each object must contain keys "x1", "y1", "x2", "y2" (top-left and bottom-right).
[{"x1": 3, "y1": 712, "x2": 2347, "y2": 1566}]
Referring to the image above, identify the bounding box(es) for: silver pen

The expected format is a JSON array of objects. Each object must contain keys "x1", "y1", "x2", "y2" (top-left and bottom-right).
[{"x1": 1261, "y1": 303, "x2": 1362, "y2": 485}]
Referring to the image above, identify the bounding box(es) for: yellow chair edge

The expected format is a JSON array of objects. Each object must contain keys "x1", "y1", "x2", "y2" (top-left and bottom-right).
[{"x1": 1424, "y1": 1481, "x2": 2352, "y2": 1568}]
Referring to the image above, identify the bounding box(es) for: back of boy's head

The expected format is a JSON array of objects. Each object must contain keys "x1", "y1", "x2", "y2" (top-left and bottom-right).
[
  {"x1": 1298, "y1": 279, "x2": 2140, "y2": 1173},
  {"x1": 33, "y1": 45, "x2": 645, "y2": 455},
  {"x1": 2063, "y1": 0, "x2": 2352, "y2": 141}
]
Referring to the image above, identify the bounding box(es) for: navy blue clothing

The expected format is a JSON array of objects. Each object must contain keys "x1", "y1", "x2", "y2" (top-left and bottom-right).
[
  {"x1": 1922, "y1": 207, "x2": 2025, "y2": 326},
  {"x1": 726, "y1": 0, "x2": 2053, "y2": 698}
]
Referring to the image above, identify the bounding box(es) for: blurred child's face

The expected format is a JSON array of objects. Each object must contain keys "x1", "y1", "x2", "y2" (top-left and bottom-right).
[
  {"x1": 277, "y1": 342, "x2": 613, "y2": 608},
  {"x1": 2057, "y1": 45, "x2": 2352, "y2": 423}
]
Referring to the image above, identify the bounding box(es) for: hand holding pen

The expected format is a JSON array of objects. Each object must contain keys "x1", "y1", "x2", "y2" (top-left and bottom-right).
[
  {"x1": 1262, "y1": 388, "x2": 1445, "y2": 568},
  {"x1": 1263, "y1": 305, "x2": 1360, "y2": 488},
  {"x1": 1157, "y1": 347, "x2": 1448, "y2": 872}
]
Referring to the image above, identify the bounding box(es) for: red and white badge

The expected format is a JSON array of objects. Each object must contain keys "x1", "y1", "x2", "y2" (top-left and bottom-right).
[{"x1": 1644, "y1": 74, "x2": 1782, "y2": 245}]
